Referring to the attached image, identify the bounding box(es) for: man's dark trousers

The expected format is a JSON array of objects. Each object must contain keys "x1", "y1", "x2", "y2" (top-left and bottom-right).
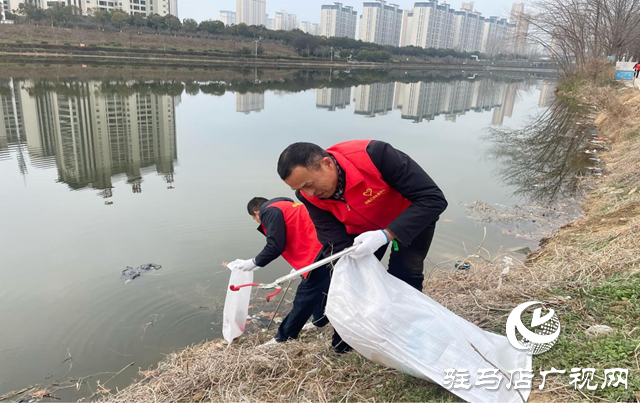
[{"x1": 274, "y1": 266, "x2": 330, "y2": 342}]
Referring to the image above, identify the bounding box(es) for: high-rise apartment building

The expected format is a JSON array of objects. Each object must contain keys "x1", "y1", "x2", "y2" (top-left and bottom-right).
[
  {"x1": 359, "y1": 0, "x2": 403, "y2": 46},
  {"x1": 300, "y1": 21, "x2": 321, "y2": 35},
  {"x1": 510, "y1": 2, "x2": 529, "y2": 55},
  {"x1": 274, "y1": 10, "x2": 298, "y2": 31},
  {"x1": 84, "y1": 0, "x2": 177, "y2": 15},
  {"x1": 168, "y1": 0, "x2": 177, "y2": 17},
  {"x1": 266, "y1": 16, "x2": 274, "y2": 29},
  {"x1": 11, "y1": 0, "x2": 180, "y2": 16},
  {"x1": 402, "y1": 1, "x2": 454, "y2": 49},
  {"x1": 401, "y1": 0, "x2": 516, "y2": 55},
  {"x1": 237, "y1": 0, "x2": 266, "y2": 26},
  {"x1": 480, "y1": 16, "x2": 515, "y2": 55},
  {"x1": 220, "y1": 10, "x2": 236, "y2": 26},
  {"x1": 451, "y1": 9, "x2": 483, "y2": 52},
  {"x1": 320, "y1": 2, "x2": 357, "y2": 39}
]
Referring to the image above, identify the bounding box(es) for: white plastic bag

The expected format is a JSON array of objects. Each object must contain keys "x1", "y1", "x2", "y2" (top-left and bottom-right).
[
  {"x1": 326, "y1": 254, "x2": 532, "y2": 403},
  {"x1": 222, "y1": 267, "x2": 253, "y2": 344}
]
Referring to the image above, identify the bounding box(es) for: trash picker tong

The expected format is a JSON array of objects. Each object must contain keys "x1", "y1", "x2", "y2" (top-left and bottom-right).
[{"x1": 229, "y1": 245, "x2": 358, "y2": 302}]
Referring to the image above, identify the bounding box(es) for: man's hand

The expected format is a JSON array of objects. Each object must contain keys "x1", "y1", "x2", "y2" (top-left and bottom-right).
[
  {"x1": 228, "y1": 258, "x2": 259, "y2": 272},
  {"x1": 350, "y1": 230, "x2": 390, "y2": 259}
]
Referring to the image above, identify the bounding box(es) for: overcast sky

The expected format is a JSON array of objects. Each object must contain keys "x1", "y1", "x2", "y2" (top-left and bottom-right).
[{"x1": 180, "y1": 0, "x2": 518, "y2": 23}]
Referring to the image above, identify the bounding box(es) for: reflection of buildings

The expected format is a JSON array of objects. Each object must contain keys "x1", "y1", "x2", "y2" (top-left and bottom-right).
[
  {"x1": 0, "y1": 80, "x2": 25, "y2": 160},
  {"x1": 354, "y1": 83, "x2": 394, "y2": 116},
  {"x1": 316, "y1": 88, "x2": 351, "y2": 111},
  {"x1": 538, "y1": 82, "x2": 555, "y2": 108},
  {"x1": 391, "y1": 79, "x2": 517, "y2": 123},
  {"x1": 0, "y1": 80, "x2": 178, "y2": 197},
  {"x1": 491, "y1": 82, "x2": 518, "y2": 126},
  {"x1": 236, "y1": 92, "x2": 265, "y2": 114}
]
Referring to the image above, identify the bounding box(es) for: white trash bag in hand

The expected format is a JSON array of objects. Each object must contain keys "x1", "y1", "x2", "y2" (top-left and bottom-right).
[
  {"x1": 222, "y1": 263, "x2": 254, "y2": 344},
  {"x1": 325, "y1": 254, "x2": 532, "y2": 403}
]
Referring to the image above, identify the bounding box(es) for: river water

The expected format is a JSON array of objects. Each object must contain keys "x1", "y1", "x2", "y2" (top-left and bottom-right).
[{"x1": 0, "y1": 68, "x2": 565, "y2": 399}]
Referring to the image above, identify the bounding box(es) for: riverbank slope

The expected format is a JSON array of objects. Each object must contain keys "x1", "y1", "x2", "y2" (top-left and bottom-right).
[{"x1": 0, "y1": 25, "x2": 556, "y2": 72}]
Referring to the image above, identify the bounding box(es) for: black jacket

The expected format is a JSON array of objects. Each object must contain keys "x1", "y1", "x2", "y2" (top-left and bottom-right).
[
  {"x1": 253, "y1": 197, "x2": 292, "y2": 267},
  {"x1": 297, "y1": 140, "x2": 448, "y2": 259}
]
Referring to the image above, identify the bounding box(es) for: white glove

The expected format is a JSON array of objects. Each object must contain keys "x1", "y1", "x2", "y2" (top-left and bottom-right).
[
  {"x1": 228, "y1": 258, "x2": 259, "y2": 272},
  {"x1": 350, "y1": 230, "x2": 389, "y2": 260}
]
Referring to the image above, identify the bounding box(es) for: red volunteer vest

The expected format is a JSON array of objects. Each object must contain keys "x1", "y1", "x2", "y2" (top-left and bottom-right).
[
  {"x1": 302, "y1": 140, "x2": 412, "y2": 234},
  {"x1": 261, "y1": 200, "x2": 322, "y2": 278}
]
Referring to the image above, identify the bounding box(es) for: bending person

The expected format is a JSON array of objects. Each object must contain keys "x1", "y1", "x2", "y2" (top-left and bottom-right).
[
  {"x1": 228, "y1": 197, "x2": 329, "y2": 343},
  {"x1": 277, "y1": 140, "x2": 448, "y2": 351}
]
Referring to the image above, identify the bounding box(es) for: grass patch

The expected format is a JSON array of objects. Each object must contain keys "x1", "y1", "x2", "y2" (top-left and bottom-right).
[{"x1": 535, "y1": 273, "x2": 640, "y2": 401}]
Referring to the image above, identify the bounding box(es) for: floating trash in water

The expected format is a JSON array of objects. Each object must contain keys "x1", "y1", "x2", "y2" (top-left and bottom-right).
[
  {"x1": 454, "y1": 260, "x2": 471, "y2": 270},
  {"x1": 121, "y1": 263, "x2": 162, "y2": 283}
]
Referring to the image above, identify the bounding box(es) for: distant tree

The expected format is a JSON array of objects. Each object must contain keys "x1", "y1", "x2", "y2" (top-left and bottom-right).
[
  {"x1": 293, "y1": 34, "x2": 320, "y2": 56},
  {"x1": 130, "y1": 13, "x2": 146, "y2": 32},
  {"x1": 43, "y1": 3, "x2": 66, "y2": 26},
  {"x1": 90, "y1": 8, "x2": 111, "y2": 30},
  {"x1": 241, "y1": 46, "x2": 252, "y2": 55},
  {"x1": 147, "y1": 13, "x2": 165, "y2": 33},
  {"x1": 110, "y1": 10, "x2": 129, "y2": 30},
  {"x1": 356, "y1": 49, "x2": 391, "y2": 62},
  {"x1": 164, "y1": 14, "x2": 181, "y2": 35},
  {"x1": 63, "y1": 5, "x2": 82, "y2": 27},
  {"x1": 235, "y1": 22, "x2": 251, "y2": 36},
  {"x1": 184, "y1": 81, "x2": 200, "y2": 95},
  {"x1": 198, "y1": 19, "x2": 224, "y2": 36},
  {"x1": 257, "y1": 44, "x2": 264, "y2": 55},
  {"x1": 17, "y1": 2, "x2": 45, "y2": 25},
  {"x1": 183, "y1": 18, "x2": 198, "y2": 36}
]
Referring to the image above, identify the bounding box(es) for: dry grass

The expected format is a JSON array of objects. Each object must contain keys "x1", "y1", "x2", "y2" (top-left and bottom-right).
[
  {"x1": 92, "y1": 329, "x2": 457, "y2": 403},
  {"x1": 83, "y1": 84, "x2": 640, "y2": 403}
]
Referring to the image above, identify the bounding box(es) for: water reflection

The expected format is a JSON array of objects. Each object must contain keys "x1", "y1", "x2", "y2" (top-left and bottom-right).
[
  {"x1": 0, "y1": 73, "x2": 546, "y2": 203},
  {"x1": 486, "y1": 95, "x2": 594, "y2": 203},
  {"x1": 236, "y1": 92, "x2": 265, "y2": 114},
  {"x1": 393, "y1": 80, "x2": 519, "y2": 124},
  {"x1": 316, "y1": 88, "x2": 351, "y2": 111},
  {"x1": 0, "y1": 80, "x2": 178, "y2": 200}
]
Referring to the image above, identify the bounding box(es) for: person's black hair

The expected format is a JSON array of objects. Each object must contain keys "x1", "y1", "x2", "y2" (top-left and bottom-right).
[
  {"x1": 247, "y1": 197, "x2": 269, "y2": 216},
  {"x1": 277, "y1": 142, "x2": 330, "y2": 180}
]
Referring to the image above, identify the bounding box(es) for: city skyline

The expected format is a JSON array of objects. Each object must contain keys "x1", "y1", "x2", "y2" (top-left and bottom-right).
[{"x1": 185, "y1": 0, "x2": 517, "y2": 25}]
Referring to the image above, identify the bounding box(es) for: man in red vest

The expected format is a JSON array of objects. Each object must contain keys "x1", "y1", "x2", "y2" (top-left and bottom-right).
[
  {"x1": 278, "y1": 140, "x2": 447, "y2": 289},
  {"x1": 228, "y1": 197, "x2": 330, "y2": 343},
  {"x1": 277, "y1": 140, "x2": 447, "y2": 352}
]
